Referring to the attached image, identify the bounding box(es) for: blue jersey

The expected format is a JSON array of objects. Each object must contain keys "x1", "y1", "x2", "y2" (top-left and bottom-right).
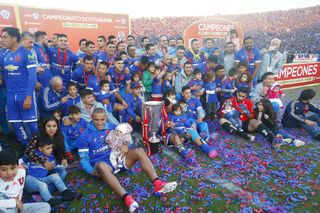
[
  {"x1": 1, "y1": 47, "x2": 37, "y2": 96},
  {"x1": 97, "y1": 52, "x2": 116, "y2": 65},
  {"x1": 169, "y1": 113, "x2": 194, "y2": 136},
  {"x1": 63, "y1": 94, "x2": 81, "y2": 115},
  {"x1": 141, "y1": 54, "x2": 161, "y2": 63},
  {"x1": 235, "y1": 48, "x2": 261, "y2": 74},
  {"x1": 87, "y1": 75, "x2": 113, "y2": 96},
  {"x1": 221, "y1": 77, "x2": 236, "y2": 98},
  {"x1": 96, "y1": 90, "x2": 116, "y2": 113},
  {"x1": 204, "y1": 81, "x2": 218, "y2": 103},
  {"x1": 124, "y1": 92, "x2": 142, "y2": 119},
  {"x1": 47, "y1": 47, "x2": 79, "y2": 84},
  {"x1": 79, "y1": 53, "x2": 98, "y2": 66},
  {"x1": 124, "y1": 56, "x2": 137, "y2": 66},
  {"x1": 72, "y1": 65, "x2": 95, "y2": 90},
  {"x1": 61, "y1": 117, "x2": 87, "y2": 141},
  {"x1": 77, "y1": 122, "x2": 116, "y2": 173},
  {"x1": 28, "y1": 151, "x2": 56, "y2": 179},
  {"x1": 33, "y1": 43, "x2": 52, "y2": 88},
  {"x1": 237, "y1": 82, "x2": 250, "y2": 91},
  {"x1": 185, "y1": 49, "x2": 205, "y2": 65},
  {"x1": 188, "y1": 79, "x2": 204, "y2": 97},
  {"x1": 185, "y1": 97, "x2": 205, "y2": 120},
  {"x1": 108, "y1": 67, "x2": 131, "y2": 91},
  {"x1": 197, "y1": 62, "x2": 215, "y2": 75},
  {"x1": 129, "y1": 64, "x2": 145, "y2": 75},
  {"x1": 152, "y1": 78, "x2": 163, "y2": 95},
  {"x1": 201, "y1": 47, "x2": 217, "y2": 56},
  {"x1": 162, "y1": 79, "x2": 174, "y2": 93}
]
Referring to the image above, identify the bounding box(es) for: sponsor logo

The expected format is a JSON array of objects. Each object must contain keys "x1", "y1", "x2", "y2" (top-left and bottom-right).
[
  {"x1": 27, "y1": 54, "x2": 35, "y2": 60},
  {"x1": 0, "y1": 10, "x2": 10, "y2": 20},
  {"x1": 4, "y1": 65, "x2": 19, "y2": 71}
]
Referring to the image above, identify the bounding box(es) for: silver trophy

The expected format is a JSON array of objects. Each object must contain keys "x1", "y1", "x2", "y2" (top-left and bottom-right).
[{"x1": 142, "y1": 101, "x2": 163, "y2": 155}]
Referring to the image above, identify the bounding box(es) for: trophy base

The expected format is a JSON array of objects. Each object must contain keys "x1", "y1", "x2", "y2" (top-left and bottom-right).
[{"x1": 150, "y1": 137, "x2": 160, "y2": 154}]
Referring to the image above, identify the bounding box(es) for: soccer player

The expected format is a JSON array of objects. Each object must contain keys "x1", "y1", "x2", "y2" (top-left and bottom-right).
[
  {"x1": 1, "y1": 27, "x2": 39, "y2": 146},
  {"x1": 48, "y1": 34, "x2": 80, "y2": 85}
]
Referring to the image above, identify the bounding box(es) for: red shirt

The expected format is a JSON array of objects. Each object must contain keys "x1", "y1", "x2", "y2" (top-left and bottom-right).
[{"x1": 219, "y1": 97, "x2": 255, "y2": 121}]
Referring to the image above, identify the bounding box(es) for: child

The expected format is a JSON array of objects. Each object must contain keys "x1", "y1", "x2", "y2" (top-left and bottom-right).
[
  {"x1": 63, "y1": 81, "x2": 81, "y2": 115},
  {"x1": 151, "y1": 66, "x2": 165, "y2": 101},
  {"x1": 104, "y1": 123, "x2": 134, "y2": 174},
  {"x1": 143, "y1": 62, "x2": 156, "y2": 101},
  {"x1": 52, "y1": 110, "x2": 62, "y2": 122},
  {"x1": 0, "y1": 148, "x2": 51, "y2": 213},
  {"x1": 214, "y1": 65, "x2": 226, "y2": 107},
  {"x1": 237, "y1": 62, "x2": 248, "y2": 76},
  {"x1": 96, "y1": 80, "x2": 118, "y2": 113},
  {"x1": 188, "y1": 68, "x2": 204, "y2": 99},
  {"x1": 221, "y1": 67, "x2": 238, "y2": 103},
  {"x1": 61, "y1": 105, "x2": 87, "y2": 154},
  {"x1": 171, "y1": 102, "x2": 218, "y2": 159},
  {"x1": 237, "y1": 72, "x2": 251, "y2": 92},
  {"x1": 167, "y1": 56, "x2": 181, "y2": 74},
  {"x1": 204, "y1": 71, "x2": 220, "y2": 120},
  {"x1": 267, "y1": 82, "x2": 284, "y2": 108},
  {"x1": 162, "y1": 71, "x2": 175, "y2": 94},
  {"x1": 163, "y1": 89, "x2": 177, "y2": 105},
  {"x1": 131, "y1": 71, "x2": 145, "y2": 101},
  {"x1": 222, "y1": 100, "x2": 242, "y2": 130},
  {"x1": 25, "y1": 139, "x2": 81, "y2": 208}
]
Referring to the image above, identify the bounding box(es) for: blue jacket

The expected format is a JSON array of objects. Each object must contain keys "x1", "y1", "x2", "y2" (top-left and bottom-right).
[
  {"x1": 61, "y1": 117, "x2": 87, "y2": 152},
  {"x1": 185, "y1": 97, "x2": 205, "y2": 120},
  {"x1": 77, "y1": 122, "x2": 116, "y2": 174},
  {"x1": 40, "y1": 86, "x2": 68, "y2": 117},
  {"x1": 28, "y1": 151, "x2": 56, "y2": 179},
  {"x1": 124, "y1": 92, "x2": 142, "y2": 120},
  {"x1": 282, "y1": 99, "x2": 320, "y2": 128}
]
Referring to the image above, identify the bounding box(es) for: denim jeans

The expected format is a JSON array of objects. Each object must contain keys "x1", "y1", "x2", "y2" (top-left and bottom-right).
[
  {"x1": 0, "y1": 202, "x2": 51, "y2": 213},
  {"x1": 25, "y1": 173, "x2": 67, "y2": 201},
  {"x1": 301, "y1": 112, "x2": 320, "y2": 137}
]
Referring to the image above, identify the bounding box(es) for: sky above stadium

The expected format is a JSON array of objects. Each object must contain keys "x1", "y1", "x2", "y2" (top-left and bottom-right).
[{"x1": 1, "y1": 0, "x2": 319, "y2": 17}]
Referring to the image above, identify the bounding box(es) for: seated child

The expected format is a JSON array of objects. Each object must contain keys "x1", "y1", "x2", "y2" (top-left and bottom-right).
[
  {"x1": 0, "y1": 148, "x2": 51, "y2": 213},
  {"x1": 96, "y1": 80, "x2": 118, "y2": 113},
  {"x1": 24, "y1": 139, "x2": 81, "y2": 208},
  {"x1": 61, "y1": 105, "x2": 87, "y2": 155},
  {"x1": 267, "y1": 82, "x2": 284, "y2": 108},
  {"x1": 188, "y1": 68, "x2": 204, "y2": 99},
  {"x1": 222, "y1": 100, "x2": 242, "y2": 130}
]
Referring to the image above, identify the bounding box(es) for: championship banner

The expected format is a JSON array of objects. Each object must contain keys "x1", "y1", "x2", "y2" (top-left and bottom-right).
[
  {"x1": 183, "y1": 18, "x2": 243, "y2": 48},
  {"x1": 0, "y1": 5, "x2": 18, "y2": 31},
  {"x1": 18, "y1": 7, "x2": 129, "y2": 51},
  {"x1": 275, "y1": 62, "x2": 320, "y2": 89}
]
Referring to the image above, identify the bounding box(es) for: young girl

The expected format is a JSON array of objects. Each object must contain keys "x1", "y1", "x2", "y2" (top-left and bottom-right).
[
  {"x1": 255, "y1": 99, "x2": 305, "y2": 147},
  {"x1": 151, "y1": 66, "x2": 166, "y2": 101},
  {"x1": 267, "y1": 82, "x2": 285, "y2": 108},
  {"x1": 204, "y1": 71, "x2": 219, "y2": 120}
]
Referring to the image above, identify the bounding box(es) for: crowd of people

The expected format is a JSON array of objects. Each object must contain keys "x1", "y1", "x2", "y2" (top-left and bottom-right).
[
  {"x1": 131, "y1": 6, "x2": 320, "y2": 54},
  {"x1": 0, "y1": 12, "x2": 319, "y2": 212}
]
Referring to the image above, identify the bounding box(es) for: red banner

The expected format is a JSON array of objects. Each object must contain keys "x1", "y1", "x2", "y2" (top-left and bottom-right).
[
  {"x1": 18, "y1": 7, "x2": 129, "y2": 51},
  {"x1": 183, "y1": 18, "x2": 243, "y2": 48},
  {"x1": 0, "y1": 5, "x2": 17, "y2": 31},
  {"x1": 275, "y1": 62, "x2": 320, "y2": 89}
]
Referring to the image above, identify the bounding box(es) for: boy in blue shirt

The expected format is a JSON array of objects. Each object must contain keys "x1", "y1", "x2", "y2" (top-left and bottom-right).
[
  {"x1": 188, "y1": 68, "x2": 204, "y2": 99},
  {"x1": 25, "y1": 139, "x2": 81, "y2": 209},
  {"x1": 221, "y1": 67, "x2": 238, "y2": 104},
  {"x1": 61, "y1": 105, "x2": 87, "y2": 156},
  {"x1": 96, "y1": 80, "x2": 117, "y2": 113},
  {"x1": 63, "y1": 81, "x2": 81, "y2": 115}
]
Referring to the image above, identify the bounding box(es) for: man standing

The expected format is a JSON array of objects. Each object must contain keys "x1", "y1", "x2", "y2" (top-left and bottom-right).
[
  {"x1": 234, "y1": 36, "x2": 261, "y2": 86},
  {"x1": 258, "y1": 38, "x2": 284, "y2": 81},
  {"x1": 72, "y1": 55, "x2": 95, "y2": 90},
  {"x1": 48, "y1": 34, "x2": 79, "y2": 85},
  {"x1": 222, "y1": 41, "x2": 235, "y2": 75},
  {"x1": 76, "y1": 38, "x2": 87, "y2": 56},
  {"x1": 175, "y1": 61, "x2": 193, "y2": 99},
  {"x1": 185, "y1": 39, "x2": 205, "y2": 66},
  {"x1": 77, "y1": 108, "x2": 177, "y2": 212},
  {"x1": 0, "y1": 27, "x2": 38, "y2": 146}
]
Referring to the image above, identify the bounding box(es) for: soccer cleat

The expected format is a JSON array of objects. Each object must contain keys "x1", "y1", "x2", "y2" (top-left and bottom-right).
[
  {"x1": 208, "y1": 150, "x2": 218, "y2": 159},
  {"x1": 124, "y1": 195, "x2": 139, "y2": 213},
  {"x1": 154, "y1": 181, "x2": 177, "y2": 196}
]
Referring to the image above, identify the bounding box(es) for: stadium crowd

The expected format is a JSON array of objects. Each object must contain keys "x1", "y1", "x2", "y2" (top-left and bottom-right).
[{"x1": 0, "y1": 5, "x2": 320, "y2": 213}]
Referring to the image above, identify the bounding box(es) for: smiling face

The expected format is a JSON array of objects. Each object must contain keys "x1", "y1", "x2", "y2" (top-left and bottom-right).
[
  {"x1": 92, "y1": 111, "x2": 107, "y2": 130},
  {"x1": 0, "y1": 164, "x2": 18, "y2": 181},
  {"x1": 58, "y1": 36, "x2": 68, "y2": 51}
]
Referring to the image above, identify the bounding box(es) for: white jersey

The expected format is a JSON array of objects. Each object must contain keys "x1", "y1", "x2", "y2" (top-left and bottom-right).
[{"x1": 0, "y1": 166, "x2": 26, "y2": 208}]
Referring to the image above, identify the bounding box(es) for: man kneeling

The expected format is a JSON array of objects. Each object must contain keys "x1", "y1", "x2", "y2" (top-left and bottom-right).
[{"x1": 77, "y1": 108, "x2": 177, "y2": 212}]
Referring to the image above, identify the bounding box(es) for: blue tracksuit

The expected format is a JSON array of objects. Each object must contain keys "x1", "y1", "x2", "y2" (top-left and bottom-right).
[
  {"x1": 188, "y1": 79, "x2": 204, "y2": 97},
  {"x1": 77, "y1": 122, "x2": 116, "y2": 174},
  {"x1": 169, "y1": 113, "x2": 194, "y2": 138},
  {"x1": 122, "y1": 92, "x2": 142, "y2": 122},
  {"x1": 96, "y1": 90, "x2": 116, "y2": 113},
  {"x1": 63, "y1": 94, "x2": 81, "y2": 115},
  {"x1": 221, "y1": 77, "x2": 236, "y2": 99},
  {"x1": 40, "y1": 86, "x2": 68, "y2": 117},
  {"x1": 97, "y1": 52, "x2": 116, "y2": 65}
]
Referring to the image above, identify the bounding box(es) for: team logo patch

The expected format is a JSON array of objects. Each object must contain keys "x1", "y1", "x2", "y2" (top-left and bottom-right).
[
  {"x1": 15, "y1": 55, "x2": 21, "y2": 62},
  {"x1": 0, "y1": 10, "x2": 10, "y2": 19}
]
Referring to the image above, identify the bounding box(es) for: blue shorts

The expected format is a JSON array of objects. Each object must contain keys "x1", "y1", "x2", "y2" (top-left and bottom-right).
[
  {"x1": 7, "y1": 92, "x2": 38, "y2": 123},
  {"x1": 93, "y1": 156, "x2": 129, "y2": 174}
]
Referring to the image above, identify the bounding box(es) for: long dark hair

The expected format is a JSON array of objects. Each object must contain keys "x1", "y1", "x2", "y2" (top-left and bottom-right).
[
  {"x1": 255, "y1": 99, "x2": 277, "y2": 126},
  {"x1": 39, "y1": 116, "x2": 65, "y2": 163}
]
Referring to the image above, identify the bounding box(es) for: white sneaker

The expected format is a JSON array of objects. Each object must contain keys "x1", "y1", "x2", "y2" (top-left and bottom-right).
[
  {"x1": 293, "y1": 139, "x2": 305, "y2": 147},
  {"x1": 129, "y1": 201, "x2": 139, "y2": 213}
]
